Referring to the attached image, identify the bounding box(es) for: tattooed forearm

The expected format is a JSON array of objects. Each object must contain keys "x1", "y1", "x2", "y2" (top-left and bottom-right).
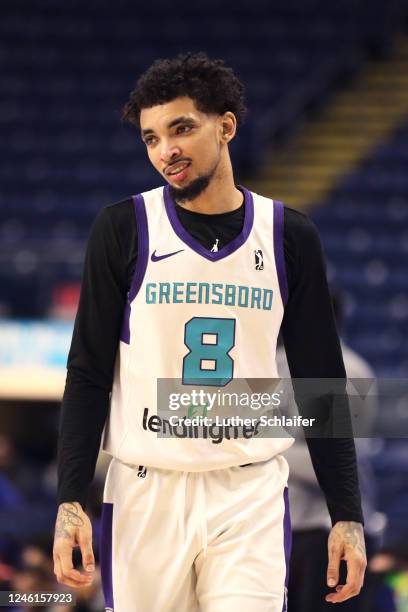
[
  {"x1": 55, "y1": 502, "x2": 84, "y2": 539},
  {"x1": 330, "y1": 521, "x2": 366, "y2": 557}
]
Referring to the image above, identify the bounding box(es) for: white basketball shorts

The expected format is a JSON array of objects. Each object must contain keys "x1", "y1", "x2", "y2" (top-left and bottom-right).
[{"x1": 99, "y1": 455, "x2": 291, "y2": 612}]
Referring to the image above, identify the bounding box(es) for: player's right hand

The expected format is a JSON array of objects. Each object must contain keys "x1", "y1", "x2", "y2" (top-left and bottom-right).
[{"x1": 53, "y1": 501, "x2": 95, "y2": 589}]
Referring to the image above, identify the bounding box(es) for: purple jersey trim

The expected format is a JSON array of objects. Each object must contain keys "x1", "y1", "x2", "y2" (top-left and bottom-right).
[
  {"x1": 120, "y1": 194, "x2": 149, "y2": 344},
  {"x1": 273, "y1": 200, "x2": 288, "y2": 306},
  {"x1": 100, "y1": 502, "x2": 114, "y2": 610},
  {"x1": 282, "y1": 486, "x2": 292, "y2": 612},
  {"x1": 163, "y1": 184, "x2": 254, "y2": 262}
]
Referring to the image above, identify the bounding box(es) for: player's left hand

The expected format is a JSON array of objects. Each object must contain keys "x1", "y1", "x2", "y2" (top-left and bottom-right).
[{"x1": 325, "y1": 521, "x2": 367, "y2": 604}]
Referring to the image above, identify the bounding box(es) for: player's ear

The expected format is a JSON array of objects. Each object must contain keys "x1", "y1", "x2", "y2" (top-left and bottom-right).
[{"x1": 219, "y1": 112, "x2": 236, "y2": 144}]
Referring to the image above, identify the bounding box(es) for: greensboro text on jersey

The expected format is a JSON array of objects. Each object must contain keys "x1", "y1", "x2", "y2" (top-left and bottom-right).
[{"x1": 145, "y1": 281, "x2": 273, "y2": 310}]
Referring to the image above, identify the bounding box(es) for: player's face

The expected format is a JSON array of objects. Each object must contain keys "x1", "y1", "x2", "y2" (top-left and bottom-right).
[{"x1": 140, "y1": 97, "x2": 229, "y2": 200}]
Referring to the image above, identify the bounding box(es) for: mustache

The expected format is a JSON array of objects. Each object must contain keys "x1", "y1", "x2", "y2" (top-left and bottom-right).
[{"x1": 165, "y1": 158, "x2": 192, "y2": 173}]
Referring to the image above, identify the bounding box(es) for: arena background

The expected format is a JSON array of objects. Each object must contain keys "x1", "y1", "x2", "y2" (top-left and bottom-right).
[{"x1": 1, "y1": 1, "x2": 408, "y2": 610}]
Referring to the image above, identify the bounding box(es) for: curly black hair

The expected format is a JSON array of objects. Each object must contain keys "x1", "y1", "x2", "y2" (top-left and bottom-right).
[{"x1": 122, "y1": 52, "x2": 247, "y2": 129}]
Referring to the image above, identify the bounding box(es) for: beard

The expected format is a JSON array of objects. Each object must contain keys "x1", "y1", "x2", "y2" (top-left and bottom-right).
[{"x1": 168, "y1": 157, "x2": 219, "y2": 204}]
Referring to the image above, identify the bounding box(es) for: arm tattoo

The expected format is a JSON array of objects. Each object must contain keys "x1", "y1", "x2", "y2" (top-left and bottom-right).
[
  {"x1": 330, "y1": 521, "x2": 366, "y2": 557},
  {"x1": 55, "y1": 502, "x2": 84, "y2": 540}
]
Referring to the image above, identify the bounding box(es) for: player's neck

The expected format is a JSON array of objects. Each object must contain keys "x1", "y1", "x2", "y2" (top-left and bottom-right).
[{"x1": 175, "y1": 159, "x2": 243, "y2": 215}]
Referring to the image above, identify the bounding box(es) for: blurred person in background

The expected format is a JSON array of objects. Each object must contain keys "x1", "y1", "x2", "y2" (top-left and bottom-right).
[
  {"x1": 11, "y1": 565, "x2": 55, "y2": 612},
  {"x1": 369, "y1": 544, "x2": 408, "y2": 612},
  {"x1": 20, "y1": 536, "x2": 54, "y2": 575},
  {"x1": 277, "y1": 288, "x2": 384, "y2": 612}
]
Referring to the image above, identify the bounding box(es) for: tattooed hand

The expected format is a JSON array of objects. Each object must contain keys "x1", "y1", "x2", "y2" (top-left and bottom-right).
[
  {"x1": 325, "y1": 521, "x2": 367, "y2": 604},
  {"x1": 53, "y1": 501, "x2": 95, "y2": 588}
]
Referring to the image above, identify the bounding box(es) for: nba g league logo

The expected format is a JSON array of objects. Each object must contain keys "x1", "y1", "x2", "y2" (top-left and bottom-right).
[{"x1": 254, "y1": 249, "x2": 264, "y2": 270}]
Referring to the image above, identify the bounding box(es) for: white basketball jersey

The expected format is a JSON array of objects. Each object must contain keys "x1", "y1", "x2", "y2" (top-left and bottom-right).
[{"x1": 102, "y1": 185, "x2": 294, "y2": 469}]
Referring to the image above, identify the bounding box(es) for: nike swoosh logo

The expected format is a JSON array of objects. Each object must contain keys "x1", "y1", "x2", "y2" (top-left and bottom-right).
[{"x1": 151, "y1": 248, "x2": 185, "y2": 262}]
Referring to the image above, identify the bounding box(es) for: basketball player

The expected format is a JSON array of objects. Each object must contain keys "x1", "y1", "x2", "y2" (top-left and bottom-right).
[{"x1": 53, "y1": 53, "x2": 366, "y2": 611}]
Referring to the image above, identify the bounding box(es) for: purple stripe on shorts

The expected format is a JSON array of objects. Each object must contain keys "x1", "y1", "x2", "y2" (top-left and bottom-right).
[
  {"x1": 273, "y1": 200, "x2": 288, "y2": 307},
  {"x1": 100, "y1": 502, "x2": 114, "y2": 611},
  {"x1": 282, "y1": 486, "x2": 292, "y2": 612},
  {"x1": 120, "y1": 194, "x2": 149, "y2": 343}
]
